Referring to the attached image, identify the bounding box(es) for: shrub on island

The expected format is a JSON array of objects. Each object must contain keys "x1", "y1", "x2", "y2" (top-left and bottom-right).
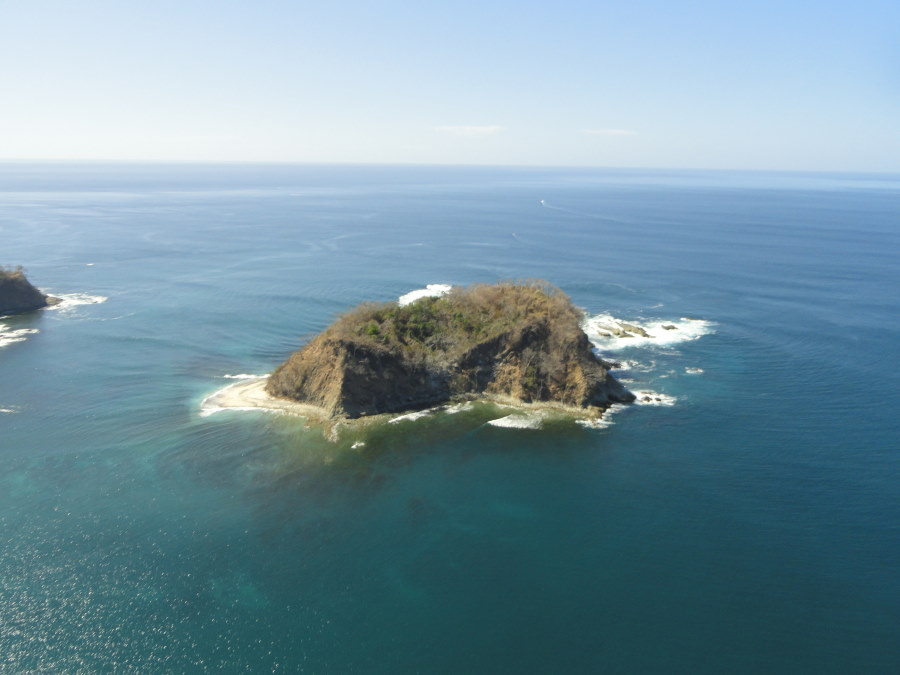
[{"x1": 266, "y1": 281, "x2": 634, "y2": 418}]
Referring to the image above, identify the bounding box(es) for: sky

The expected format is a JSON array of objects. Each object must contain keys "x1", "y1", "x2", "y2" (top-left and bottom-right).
[{"x1": 1, "y1": 0, "x2": 899, "y2": 170}]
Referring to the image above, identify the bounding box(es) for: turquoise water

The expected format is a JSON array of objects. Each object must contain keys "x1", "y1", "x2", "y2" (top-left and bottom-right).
[{"x1": 1, "y1": 164, "x2": 898, "y2": 672}]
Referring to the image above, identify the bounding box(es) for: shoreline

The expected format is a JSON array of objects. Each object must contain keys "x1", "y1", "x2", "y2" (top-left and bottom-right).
[
  {"x1": 200, "y1": 376, "x2": 333, "y2": 421},
  {"x1": 200, "y1": 375, "x2": 615, "y2": 430}
]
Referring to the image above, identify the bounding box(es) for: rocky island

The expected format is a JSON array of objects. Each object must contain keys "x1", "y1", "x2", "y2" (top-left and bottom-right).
[
  {"x1": 263, "y1": 281, "x2": 634, "y2": 420},
  {"x1": 0, "y1": 267, "x2": 59, "y2": 315}
]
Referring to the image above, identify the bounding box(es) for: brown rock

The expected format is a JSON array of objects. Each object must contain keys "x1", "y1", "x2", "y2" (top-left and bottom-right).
[{"x1": 266, "y1": 282, "x2": 635, "y2": 418}]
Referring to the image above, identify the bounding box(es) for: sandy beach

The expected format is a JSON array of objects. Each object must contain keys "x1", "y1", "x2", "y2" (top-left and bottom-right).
[{"x1": 200, "y1": 376, "x2": 330, "y2": 420}]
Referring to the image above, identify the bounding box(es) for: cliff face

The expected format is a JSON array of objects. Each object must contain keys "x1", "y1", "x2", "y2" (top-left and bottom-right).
[
  {"x1": 266, "y1": 282, "x2": 635, "y2": 418},
  {"x1": 0, "y1": 267, "x2": 53, "y2": 315}
]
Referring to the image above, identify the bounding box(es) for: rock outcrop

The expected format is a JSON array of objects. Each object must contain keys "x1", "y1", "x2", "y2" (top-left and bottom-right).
[
  {"x1": 266, "y1": 282, "x2": 634, "y2": 418},
  {"x1": 0, "y1": 267, "x2": 58, "y2": 315}
]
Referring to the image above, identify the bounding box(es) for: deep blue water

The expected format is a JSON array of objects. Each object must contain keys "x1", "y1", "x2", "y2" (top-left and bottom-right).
[{"x1": 1, "y1": 163, "x2": 898, "y2": 673}]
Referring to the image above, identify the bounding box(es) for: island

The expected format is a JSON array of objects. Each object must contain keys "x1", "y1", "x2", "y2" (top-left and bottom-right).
[
  {"x1": 0, "y1": 267, "x2": 60, "y2": 315},
  {"x1": 264, "y1": 281, "x2": 635, "y2": 419}
]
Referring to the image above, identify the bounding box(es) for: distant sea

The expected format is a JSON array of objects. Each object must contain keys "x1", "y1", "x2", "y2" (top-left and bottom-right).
[{"x1": 1, "y1": 163, "x2": 898, "y2": 673}]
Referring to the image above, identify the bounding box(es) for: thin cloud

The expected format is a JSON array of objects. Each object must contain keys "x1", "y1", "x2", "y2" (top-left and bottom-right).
[
  {"x1": 581, "y1": 128, "x2": 637, "y2": 136},
  {"x1": 435, "y1": 125, "x2": 505, "y2": 137}
]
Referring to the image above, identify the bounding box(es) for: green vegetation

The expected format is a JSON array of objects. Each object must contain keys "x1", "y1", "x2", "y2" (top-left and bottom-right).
[
  {"x1": 266, "y1": 279, "x2": 634, "y2": 417},
  {"x1": 328, "y1": 281, "x2": 583, "y2": 361}
]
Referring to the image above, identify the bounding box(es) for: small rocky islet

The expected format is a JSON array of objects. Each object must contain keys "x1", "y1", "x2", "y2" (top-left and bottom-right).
[
  {"x1": 0, "y1": 267, "x2": 59, "y2": 315},
  {"x1": 265, "y1": 281, "x2": 635, "y2": 420}
]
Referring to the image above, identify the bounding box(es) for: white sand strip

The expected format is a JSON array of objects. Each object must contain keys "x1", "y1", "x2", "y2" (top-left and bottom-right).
[{"x1": 200, "y1": 377, "x2": 329, "y2": 419}]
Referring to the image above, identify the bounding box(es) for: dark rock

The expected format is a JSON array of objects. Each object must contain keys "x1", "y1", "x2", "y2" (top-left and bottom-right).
[
  {"x1": 0, "y1": 267, "x2": 57, "y2": 315},
  {"x1": 662, "y1": 324, "x2": 677, "y2": 330}
]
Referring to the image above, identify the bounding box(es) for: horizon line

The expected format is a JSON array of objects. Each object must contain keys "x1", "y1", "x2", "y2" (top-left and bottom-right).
[{"x1": 1, "y1": 158, "x2": 898, "y2": 176}]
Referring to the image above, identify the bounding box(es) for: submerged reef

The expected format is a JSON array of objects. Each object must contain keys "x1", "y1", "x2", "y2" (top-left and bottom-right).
[
  {"x1": 266, "y1": 281, "x2": 634, "y2": 419},
  {"x1": 0, "y1": 267, "x2": 59, "y2": 315}
]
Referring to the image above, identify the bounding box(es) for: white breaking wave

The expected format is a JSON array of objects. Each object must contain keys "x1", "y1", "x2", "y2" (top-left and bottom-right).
[
  {"x1": 609, "y1": 359, "x2": 657, "y2": 373},
  {"x1": 388, "y1": 407, "x2": 439, "y2": 424},
  {"x1": 575, "y1": 417, "x2": 613, "y2": 429},
  {"x1": 575, "y1": 403, "x2": 629, "y2": 430},
  {"x1": 199, "y1": 401, "x2": 282, "y2": 418},
  {"x1": 389, "y1": 400, "x2": 476, "y2": 422},
  {"x1": 487, "y1": 413, "x2": 543, "y2": 429},
  {"x1": 351, "y1": 441, "x2": 366, "y2": 449},
  {"x1": 583, "y1": 314, "x2": 713, "y2": 351},
  {"x1": 685, "y1": 367, "x2": 704, "y2": 375},
  {"x1": 0, "y1": 324, "x2": 39, "y2": 349},
  {"x1": 397, "y1": 284, "x2": 452, "y2": 306},
  {"x1": 222, "y1": 373, "x2": 265, "y2": 380},
  {"x1": 47, "y1": 293, "x2": 108, "y2": 312},
  {"x1": 0, "y1": 406, "x2": 19, "y2": 414},
  {"x1": 444, "y1": 401, "x2": 474, "y2": 414},
  {"x1": 631, "y1": 390, "x2": 678, "y2": 406}
]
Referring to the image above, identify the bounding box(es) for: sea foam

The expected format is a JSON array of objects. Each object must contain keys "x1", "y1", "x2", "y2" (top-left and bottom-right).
[
  {"x1": 575, "y1": 402, "x2": 629, "y2": 430},
  {"x1": 388, "y1": 408, "x2": 439, "y2": 424},
  {"x1": 631, "y1": 390, "x2": 678, "y2": 406},
  {"x1": 47, "y1": 293, "x2": 108, "y2": 312},
  {"x1": 0, "y1": 324, "x2": 39, "y2": 349},
  {"x1": 487, "y1": 413, "x2": 543, "y2": 429},
  {"x1": 398, "y1": 284, "x2": 452, "y2": 306},
  {"x1": 444, "y1": 401, "x2": 474, "y2": 414},
  {"x1": 583, "y1": 314, "x2": 714, "y2": 351}
]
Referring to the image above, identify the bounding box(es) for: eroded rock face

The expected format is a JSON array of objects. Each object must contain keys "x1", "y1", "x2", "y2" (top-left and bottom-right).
[
  {"x1": 0, "y1": 268, "x2": 56, "y2": 315},
  {"x1": 266, "y1": 282, "x2": 634, "y2": 419}
]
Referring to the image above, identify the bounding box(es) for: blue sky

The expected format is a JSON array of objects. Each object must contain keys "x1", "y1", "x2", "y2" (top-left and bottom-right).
[{"x1": 1, "y1": 0, "x2": 898, "y2": 170}]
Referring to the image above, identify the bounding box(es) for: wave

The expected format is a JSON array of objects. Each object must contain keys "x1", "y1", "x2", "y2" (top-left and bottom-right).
[
  {"x1": 0, "y1": 324, "x2": 39, "y2": 349},
  {"x1": 199, "y1": 402, "x2": 281, "y2": 418},
  {"x1": 46, "y1": 293, "x2": 108, "y2": 313},
  {"x1": 388, "y1": 408, "x2": 439, "y2": 424},
  {"x1": 609, "y1": 359, "x2": 657, "y2": 373},
  {"x1": 575, "y1": 402, "x2": 629, "y2": 429},
  {"x1": 0, "y1": 406, "x2": 19, "y2": 414},
  {"x1": 583, "y1": 314, "x2": 714, "y2": 351},
  {"x1": 631, "y1": 390, "x2": 678, "y2": 406},
  {"x1": 487, "y1": 413, "x2": 543, "y2": 429},
  {"x1": 575, "y1": 417, "x2": 614, "y2": 429},
  {"x1": 685, "y1": 367, "x2": 704, "y2": 375},
  {"x1": 397, "y1": 284, "x2": 452, "y2": 306},
  {"x1": 222, "y1": 373, "x2": 266, "y2": 380}
]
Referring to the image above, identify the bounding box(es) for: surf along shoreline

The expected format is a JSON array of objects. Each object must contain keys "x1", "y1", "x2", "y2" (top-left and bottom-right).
[{"x1": 200, "y1": 375, "x2": 614, "y2": 429}]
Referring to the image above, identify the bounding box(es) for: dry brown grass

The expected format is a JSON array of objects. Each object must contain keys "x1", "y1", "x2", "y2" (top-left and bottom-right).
[{"x1": 0, "y1": 265, "x2": 26, "y2": 280}]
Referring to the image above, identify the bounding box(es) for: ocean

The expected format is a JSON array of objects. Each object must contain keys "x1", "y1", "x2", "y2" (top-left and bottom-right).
[{"x1": 1, "y1": 163, "x2": 898, "y2": 673}]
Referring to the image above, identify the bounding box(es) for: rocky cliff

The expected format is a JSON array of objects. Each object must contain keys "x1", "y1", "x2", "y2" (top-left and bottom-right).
[
  {"x1": 0, "y1": 267, "x2": 57, "y2": 315},
  {"x1": 266, "y1": 282, "x2": 634, "y2": 418}
]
